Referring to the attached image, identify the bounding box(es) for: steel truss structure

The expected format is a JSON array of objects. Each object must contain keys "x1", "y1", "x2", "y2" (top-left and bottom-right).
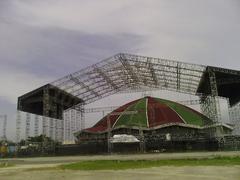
[
  {"x1": 18, "y1": 53, "x2": 240, "y2": 141},
  {"x1": 50, "y1": 53, "x2": 220, "y2": 125},
  {"x1": 52, "y1": 53, "x2": 205, "y2": 105}
]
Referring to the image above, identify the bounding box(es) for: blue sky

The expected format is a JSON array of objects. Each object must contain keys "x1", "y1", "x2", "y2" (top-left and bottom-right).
[{"x1": 0, "y1": 0, "x2": 240, "y2": 139}]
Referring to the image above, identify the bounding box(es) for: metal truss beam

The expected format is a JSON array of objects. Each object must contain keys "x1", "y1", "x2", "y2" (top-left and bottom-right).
[
  {"x1": 74, "y1": 99, "x2": 200, "y2": 114},
  {"x1": 51, "y1": 53, "x2": 207, "y2": 107},
  {"x1": 69, "y1": 74, "x2": 100, "y2": 97},
  {"x1": 93, "y1": 65, "x2": 118, "y2": 90}
]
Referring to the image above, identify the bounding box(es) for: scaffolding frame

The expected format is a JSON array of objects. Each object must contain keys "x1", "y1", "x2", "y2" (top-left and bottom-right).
[
  {"x1": 228, "y1": 102, "x2": 240, "y2": 135},
  {"x1": 49, "y1": 53, "x2": 240, "y2": 138},
  {"x1": 16, "y1": 111, "x2": 21, "y2": 142},
  {"x1": 52, "y1": 53, "x2": 205, "y2": 106},
  {"x1": 0, "y1": 114, "x2": 7, "y2": 140},
  {"x1": 17, "y1": 53, "x2": 240, "y2": 141}
]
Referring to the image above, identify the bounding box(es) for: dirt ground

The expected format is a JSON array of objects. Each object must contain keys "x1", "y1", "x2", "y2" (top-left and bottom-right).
[{"x1": 0, "y1": 151, "x2": 240, "y2": 180}]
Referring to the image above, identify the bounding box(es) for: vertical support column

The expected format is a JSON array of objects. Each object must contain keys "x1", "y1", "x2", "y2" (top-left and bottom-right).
[
  {"x1": 63, "y1": 111, "x2": 66, "y2": 143},
  {"x1": 107, "y1": 115, "x2": 112, "y2": 154},
  {"x1": 138, "y1": 108, "x2": 145, "y2": 153},
  {"x1": 25, "y1": 113, "x2": 31, "y2": 139},
  {"x1": 200, "y1": 96, "x2": 218, "y2": 123},
  {"x1": 42, "y1": 116, "x2": 47, "y2": 135},
  {"x1": 60, "y1": 119, "x2": 64, "y2": 142},
  {"x1": 208, "y1": 69, "x2": 221, "y2": 123},
  {"x1": 76, "y1": 110, "x2": 81, "y2": 131},
  {"x1": 55, "y1": 119, "x2": 59, "y2": 142},
  {"x1": 50, "y1": 89, "x2": 57, "y2": 140},
  {"x1": 176, "y1": 62, "x2": 181, "y2": 90},
  {"x1": 34, "y1": 115, "x2": 39, "y2": 136},
  {"x1": 227, "y1": 98, "x2": 233, "y2": 124},
  {"x1": 53, "y1": 118, "x2": 56, "y2": 141},
  {"x1": 2, "y1": 115, "x2": 7, "y2": 140},
  {"x1": 56, "y1": 118, "x2": 64, "y2": 143},
  {"x1": 16, "y1": 111, "x2": 21, "y2": 142},
  {"x1": 70, "y1": 109, "x2": 76, "y2": 141},
  {"x1": 63, "y1": 110, "x2": 71, "y2": 143},
  {"x1": 49, "y1": 118, "x2": 54, "y2": 140},
  {"x1": 139, "y1": 128, "x2": 145, "y2": 153},
  {"x1": 42, "y1": 116, "x2": 50, "y2": 137},
  {"x1": 200, "y1": 69, "x2": 221, "y2": 139},
  {"x1": 43, "y1": 87, "x2": 50, "y2": 136},
  {"x1": 80, "y1": 103, "x2": 85, "y2": 130}
]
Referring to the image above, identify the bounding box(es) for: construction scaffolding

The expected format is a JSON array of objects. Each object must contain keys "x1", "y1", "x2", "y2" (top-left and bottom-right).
[
  {"x1": 17, "y1": 53, "x2": 240, "y2": 142},
  {"x1": 52, "y1": 53, "x2": 205, "y2": 105},
  {"x1": 25, "y1": 113, "x2": 31, "y2": 139},
  {"x1": 50, "y1": 53, "x2": 236, "y2": 126},
  {"x1": 0, "y1": 114, "x2": 7, "y2": 140},
  {"x1": 34, "y1": 115, "x2": 39, "y2": 137},
  {"x1": 16, "y1": 111, "x2": 64, "y2": 142},
  {"x1": 16, "y1": 111, "x2": 21, "y2": 142},
  {"x1": 229, "y1": 103, "x2": 240, "y2": 135}
]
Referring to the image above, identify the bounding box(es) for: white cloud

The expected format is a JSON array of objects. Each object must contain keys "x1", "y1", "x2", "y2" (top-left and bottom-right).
[
  {"x1": 0, "y1": 66, "x2": 53, "y2": 104},
  {"x1": 4, "y1": 0, "x2": 239, "y2": 67}
]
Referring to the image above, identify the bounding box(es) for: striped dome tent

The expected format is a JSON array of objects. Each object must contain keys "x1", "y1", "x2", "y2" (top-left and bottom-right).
[{"x1": 83, "y1": 96, "x2": 212, "y2": 133}]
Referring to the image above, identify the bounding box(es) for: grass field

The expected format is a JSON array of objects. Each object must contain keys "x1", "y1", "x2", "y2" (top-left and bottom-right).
[
  {"x1": 1, "y1": 152, "x2": 240, "y2": 180},
  {"x1": 60, "y1": 156, "x2": 240, "y2": 170}
]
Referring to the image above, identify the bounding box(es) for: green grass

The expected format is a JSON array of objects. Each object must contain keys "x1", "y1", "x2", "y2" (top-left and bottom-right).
[{"x1": 60, "y1": 156, "x2": 240, "y2": 170}]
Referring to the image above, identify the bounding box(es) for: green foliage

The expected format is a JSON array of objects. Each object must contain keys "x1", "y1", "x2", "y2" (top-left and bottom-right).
[
  {"x1": 60, "y1": 156, "x2": 240, "y2": 170},
  {"x1": 27, "y1": 135, "x2": 57, "y2": 143},
  {"x1": 17, "y1": 135, "x2": 60, "y2": 156}
]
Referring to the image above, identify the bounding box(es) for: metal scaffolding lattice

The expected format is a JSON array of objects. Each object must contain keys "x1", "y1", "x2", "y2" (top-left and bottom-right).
[
  {"x1": 200, "y1": 96, "x2": 221, "y2": 124},
  {"x1": 34, "y1": 114, "x2": 39, "y2": 136},
  {"x1": 17, "y1": 53, "x2": 240, "y2": 141},
  {"x1": 25, "y1": 113, "x2": 31, "y2": 139},
  {"x1": 17, "y1": 111, "x2": 64, "y2": 142},
  {"x1": 63, "y1": 107, "x2": 85, "y2": 143},
  {"x1": 51, "y1": 53, "x2": 206, "y2": 106},
  {"x1": 49, "y1": 118, "x2": 55, "y2": 140},
  {"x1": 51, "y1": 53, "x2": 238, "y2": 138},
  {"x1": 229, "y1": 103, "x2": 240, "y2": 135},
  {"x1": 16, "y1": 111, "x2": 21, "y2": 142},
  {"x1": 0, "y1": 114, "x2": 7, "y2": 140},
  {"x1": 42, "y1": 116, "x2": 47, "y2": 136},
  {"x1": 63, "y1": 110, "x2": 71, "y2": 142}
]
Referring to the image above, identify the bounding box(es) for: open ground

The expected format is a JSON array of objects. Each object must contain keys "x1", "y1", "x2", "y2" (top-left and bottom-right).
[{"x1": 0, "y1": 151, "x2": 240, "y2": 180}]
